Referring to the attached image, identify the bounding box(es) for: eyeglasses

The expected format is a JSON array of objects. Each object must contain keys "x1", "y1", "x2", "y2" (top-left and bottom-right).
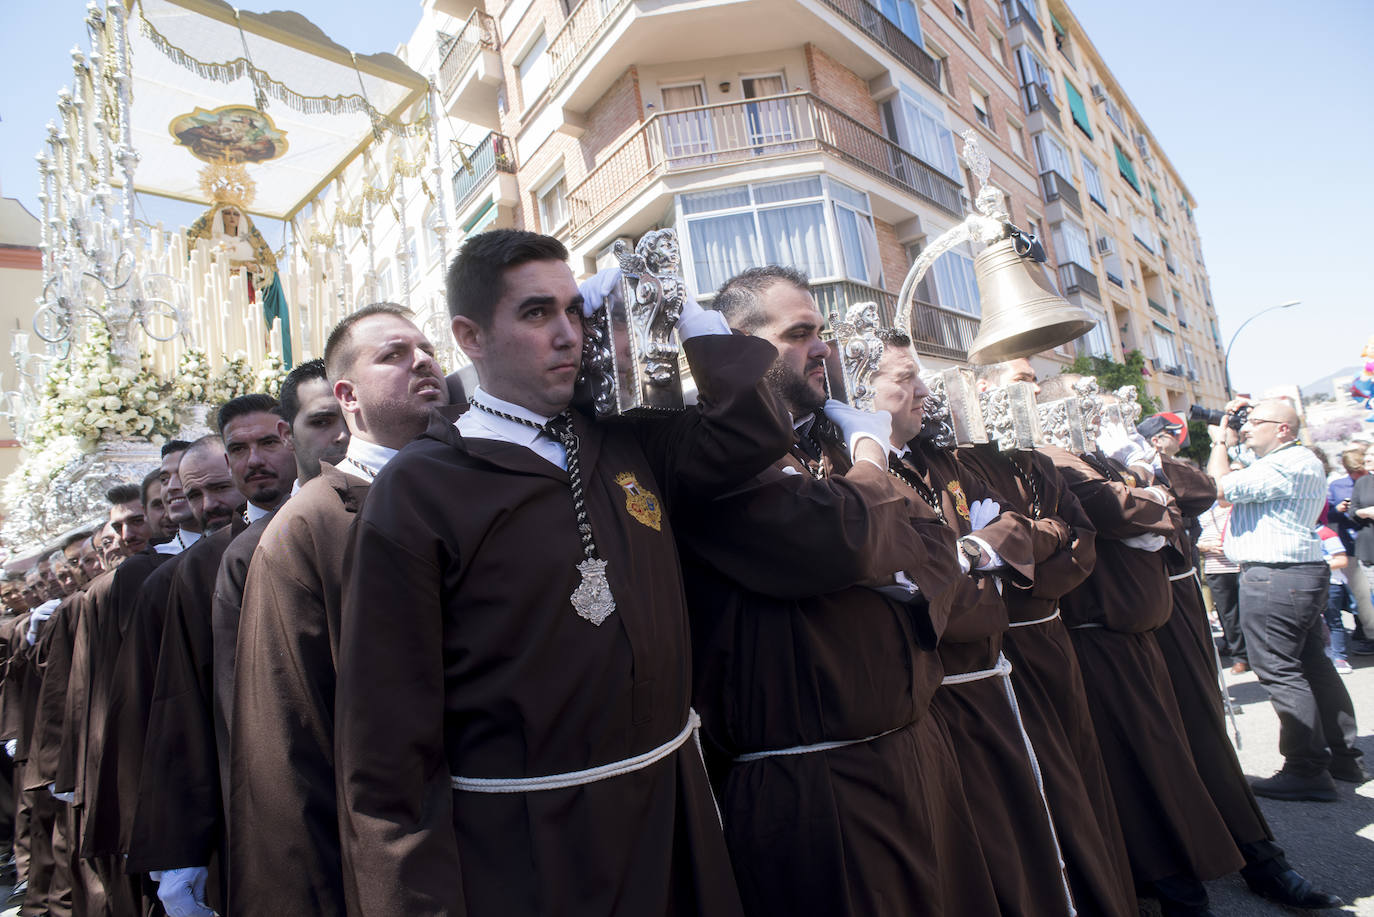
[{"x1": 1245, "y1": 418, "x2": 1284, "y2": 428}]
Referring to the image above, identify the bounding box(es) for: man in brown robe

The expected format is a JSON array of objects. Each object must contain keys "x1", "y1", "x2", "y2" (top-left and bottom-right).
[
  {"x1": 1042, "y1": 388, "x2": 1243, "y2": 916},
  {"x1": 676, "y1": 267, "x2": 994, "y2": 917},
  {"x1": 873, "y1": 338, "x2": 1121, "y2": 917},
  {"x1": 959, "y1": 358, "x2": 1137, "y2": 916},
  {"x1": 336, "y1": 230, "x2": 790, "y2": 916},
  {"x1": 1120, "y1": 418, "x2": 1341, "y2": 910},
  {"x1": 127, "y1": 431, "x2": 255, "y2": 916},
  {"x1": 231, "y1": 309, "x2": 438, "y2": 915}
]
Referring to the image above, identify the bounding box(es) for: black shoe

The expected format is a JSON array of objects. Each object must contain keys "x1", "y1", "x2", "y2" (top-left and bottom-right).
[
  {"x1": 5, "y1": 879, "x2": 26, "y2": 908},
  {"x1": 1330, "y1": 757, "x2": 1370, "y2": 784},
  {"x1": 1245, "y1": 867, "x2": 1343, "y2": 909},
  {"x1": 1249, "y1": 770, "x2": 1338, "y2": 802},
  {"x1": 1350, "y1": 637, "x2": 1374, "y2": 655}
]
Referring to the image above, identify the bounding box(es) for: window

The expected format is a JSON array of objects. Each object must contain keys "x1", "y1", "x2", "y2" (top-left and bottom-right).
[
  {"x1": 661, "y1": 82, "x2": 713, "y2": 160},
  {"x1": 1152, "y1": 324, "x2": 1178, "y2": 368},
  {"x1": 679, "y1": 177, "x2": 882, "y2": 293},
  {"x1": 1102, "y1": 97, "x2": 1127, "y2": 133},
  {"x1": 1129, "y1": 209, "x2": 1157, "y2": 252},
  {"x1": 1053, "y1": 221, "x2": 1092, "y2": 269},
  {"x1": 970, "y1": 87, "x2": 992, "y2": 130},
  {"x1": 930, "y1": 243, "x2": 981, "y2": 316},
  {"x1": 990, "y1": 29, "x2": 1008, "y2": 68},
  {"x1": 952, "y1": 1, "x2": 969, "y2": 27},
  {"x1": 1033, "y1": 132, "x2": 1073, "y2": 180},
  {"x1": 1007, "y1": 119, "x2": 1026, "y2": 160},
  {"x1": 878, "y1": 0, "x2": 924, "y2": 45},
  {"x1": 424, "y1": 206, "x2": 443, "y2": 265},
  {"x1": 1081, "y1": 307, "x2": 1112, "y2": 358},
  {"x1": 536, "y1": 173, "x2": 568, "y2": 233},
  {"x1": 516, "y1": 30, "x2": 550, "y2": 106},
  {"x1": 1016, "y1": 47, "x2": 1054, "y2": 99},
  {"x1": 1114, "y1": 141, "x2": 1140, "y2": 192},
  {"x1": 1063, "y1": 77, "x2": 1093, "y2": 138},
  {"x1": 377, "y1": 260, "x2": 394, "y2": 302},
  {"x1": 1079, "y1": 154, "x2": 1105, "y2": 209},
  {"x1": 884, "y1": 88, "x2": 960, "y2": 179}
]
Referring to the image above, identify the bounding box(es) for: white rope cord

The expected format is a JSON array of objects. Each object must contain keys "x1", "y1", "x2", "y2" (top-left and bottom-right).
[
  {"x1": 734, "y1": 724, "x2": 906, "y2": 763},
  {"x1": 1008, "y1": 607, "x2": 1062, "y2": 628},
  {"x1": 452, "y1": 710, "x2": 700, "y2": 794},
  {"x1": 1168, "y1": 569, "x2": 1196, "y2": 582}
]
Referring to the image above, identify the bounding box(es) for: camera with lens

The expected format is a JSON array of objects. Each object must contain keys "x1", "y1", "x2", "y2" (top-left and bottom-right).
[{"x1": 1189, "y1": 404, "x2": 1250, "y2": 431}]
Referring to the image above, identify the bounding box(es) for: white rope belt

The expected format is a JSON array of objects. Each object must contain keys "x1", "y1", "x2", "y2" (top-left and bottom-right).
[
  {"x1": 1168, "y1": 570, "x2": 1196, "y2": 582},
  {"x1": 1068, "y1": 623, "x2": 1103, "y2": 630},
  {"x1": 1008, "y1": 607, "x2": 1062, "y2": 628},
  {"x1": 944, "y1": 652, "x2": 1077, "y2": 916},
  {"x1": 451, "y1": 710, "x2": 701, "y2": 794},
  {"x1": 733, "y1": 723, "x2": 906, "y2": 763}
]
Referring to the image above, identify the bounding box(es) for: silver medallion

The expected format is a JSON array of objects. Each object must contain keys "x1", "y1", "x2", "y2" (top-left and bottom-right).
[{"x1": 570, "y1": 557, "x2": 616, "y2": 625}]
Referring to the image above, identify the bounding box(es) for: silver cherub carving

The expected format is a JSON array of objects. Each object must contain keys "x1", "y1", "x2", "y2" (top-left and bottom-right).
[{"x1": 828, "y1": 301, "x2": 884, "y2": 413}]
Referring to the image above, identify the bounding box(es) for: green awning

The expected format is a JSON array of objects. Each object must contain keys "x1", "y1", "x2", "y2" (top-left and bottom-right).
[
  {"x1": 1153, "y1": 320, "x2": 1173, "y2": 333},
  {"x1": 1049, "y1": 10, "x2": 1067, "y2": 36},
  {"x1": 462, "y1": 197, "x2": 497, "y2": 233},
  {"x1": 1149, "y1": 183, "x2": 1162, "y2": 209},
  {"x1": 1115, "y1": 142, "x2": 1140, "y2": 192},
  {"x1": 1064, "y1": 78, "x2": 1093, "y2": 139}
]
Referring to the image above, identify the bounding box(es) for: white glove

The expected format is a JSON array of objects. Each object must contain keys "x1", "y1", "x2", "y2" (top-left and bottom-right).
[
  {"x1": 4, "y1": 739, "x2": 15, "y2": 758},
  {"x1": 823, "y1": 399, "x2": 892, "y2": 465},
  {"x1": 49, "y1": 784, "x2": 74, "y2": 804},
  {"x1": 1095, "y1": 423, "x2": 1131, "y2": 462},
  {"x1": 968, "y1": 498, "x2": 1001, "y2": 532},
  {"x1": 1121, "y1": 533, "x2": 1167, "y2": 552},
  {"x1": 156, "y1": 866, "x2": 215, "y2": 917},
  {"x1": 578, "y1": 267, "x2": 621, "y2": 318},
  {"x1": 26, "y1": 598, "x2": 59, "y2": 646}
]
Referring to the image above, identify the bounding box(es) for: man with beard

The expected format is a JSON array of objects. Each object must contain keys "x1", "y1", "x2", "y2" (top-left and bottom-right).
[
  {"x1": 335, "y1": 233, "x2": 789, "y2": 916},
  {"x1": 212, "y1": 369, "x2": 335, "y2": 743},
  {"x1": 873, "y1": 340, "x2": 1135, "y2": 917},
  {"x1": 127, "y1": 435, "x2": 247, "y2": 917},
  {"x1": 672, "y1": 268, "x2": 992, "y2": 917},
  {"x1": 957, "y1": 359, "x2": 1136, "y2": 916},
  {"x1": 232, "y1": 306, "x2": 441, "y2": 915}
]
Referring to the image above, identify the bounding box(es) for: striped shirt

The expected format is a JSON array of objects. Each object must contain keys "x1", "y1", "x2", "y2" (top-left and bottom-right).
[
  {"x1": 1197, "y1": 503, "x2": 1239, "y2": 574},
  {"x1": 1220, "y1": 442, "x2": 1326, "y2": 564}
]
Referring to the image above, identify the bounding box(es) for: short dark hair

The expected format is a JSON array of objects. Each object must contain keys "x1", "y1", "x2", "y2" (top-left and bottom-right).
[
  {"x1": 161, "y1": 439, "x2": 192, "y2": 458},
  {"x1": 279, "y1": 358, "x2": 328, "y2": 424},
  {"x1": 217, "y1": 393, "x2": 279, "y2": 435},
  {"x1": 970, "y1": 363, "x2": 1005, "y2": 384},
  {"x1": 183, "y1": 433, "x2": 227, "y2": 466},
  {"x1": 714, "y1": 266, "x2": 810, "y2": 334},
  {"x1": 140, "y1": 469, "x2": 162, "y2": 507},
  {"x1": 61, "y1": 529, "x2": 92, "y2": 551},
  {"x1": 324, "y1": 303, "x2": 412, "y2": 382},
  {"x1": 106, "y1": 483, "x2": 141, "y2": 506},
  {"x1": 446, "y1": 230, "x2": 568, "y2": 326},
  {"x1": 878, "y1": 329, "x2": 912, "y2": 348}
]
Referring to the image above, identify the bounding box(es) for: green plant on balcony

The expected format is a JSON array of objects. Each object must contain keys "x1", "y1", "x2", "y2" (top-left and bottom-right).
[{"x1": 1066, "y1": 348, "x2": 1161, "y2": 416}]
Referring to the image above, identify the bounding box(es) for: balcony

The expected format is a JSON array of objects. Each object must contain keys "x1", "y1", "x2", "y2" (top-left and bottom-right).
[
  {"x1": 1040, "y1": 170, "x2": 1081, "y2": 219},
  {"x1": 1057, "y1": 261, "x2": 1100, "y2": 302},
  {"x1": 812, "y1": 280, "x2": 979, "y2": 362},
  {"x1": 1147, "y1": 297, "x2": 1167, "y2": 315},
  {"x1": 1022, "y1": 82, "x2": 1061, "y2": 133},
  {"x1": 1106, "y1": 271, "x2": 1124, "y2": 288},
  {"x1": 566, "y1": 91, "x2": 965, "y2": 242},
  {"x1": 451, "y1": 132, "x2": 517, "y2": 216},
  {"x1": 546, "y1": 0, "x2": 635, "y2": 102},
  {"x1": 1003, "y1": 0, "x2": 1046, "y2": 50},
  {"x1": 817, "y1": 0, "x2": 941, "y2": 92},
  {"x1": 438, "y1": 11, "x2": 501, "y2": 128}
]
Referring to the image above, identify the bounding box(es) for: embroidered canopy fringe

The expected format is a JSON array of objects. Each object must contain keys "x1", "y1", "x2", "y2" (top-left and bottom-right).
[{"x1": 134, "y1": 2, "x2": 430, "y2": 137}]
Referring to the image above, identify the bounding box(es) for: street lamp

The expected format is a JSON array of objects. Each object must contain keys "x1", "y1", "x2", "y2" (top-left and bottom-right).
[{"x1": 1223, "y1": 300, "x2": 1300, "y2": 397}]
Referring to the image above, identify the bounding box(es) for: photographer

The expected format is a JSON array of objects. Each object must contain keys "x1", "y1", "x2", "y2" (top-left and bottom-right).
[{"x1": 1206, "y1": 397, "x2": 1365, "y2": 800}]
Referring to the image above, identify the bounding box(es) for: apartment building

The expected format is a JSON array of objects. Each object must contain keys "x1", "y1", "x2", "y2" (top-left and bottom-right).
[{"x1": 347, "y1": 0, "x2": 1225, "y2": 404}]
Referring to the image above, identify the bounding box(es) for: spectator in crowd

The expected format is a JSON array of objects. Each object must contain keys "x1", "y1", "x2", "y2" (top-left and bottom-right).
[
  {"x1": 1352, "y1": 447, "x2": 1374, "y2": 646},
  {"x1": 1317, "y1": 523, "x2": 1353, "y2": 674},
  {"x1": 1198, "y1": 500, "x2": 1245, "y2": 672},
  {"x1": 1328, "y1": 444, "x2": 1374, "y2": 654}
]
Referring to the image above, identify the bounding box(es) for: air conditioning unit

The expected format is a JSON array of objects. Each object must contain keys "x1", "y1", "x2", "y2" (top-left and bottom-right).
[
  {"x1": 1096, "y1": 235, "x2": 1115, "y2": 255},
  {"x1": 1091, "y1": 83, "x2": 1106, "y2": 102}
]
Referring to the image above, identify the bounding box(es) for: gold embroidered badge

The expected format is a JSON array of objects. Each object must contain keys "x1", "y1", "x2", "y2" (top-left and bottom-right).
[
  {"x1": 1121, "y1": 471, "x2": 1137, "y2": 488},
  {"x1": 946, "y1": 480, "x2": 971, "y2": 521},
  {"x1": 615, "y1": 472, "x2": 662, "y2": 531}
]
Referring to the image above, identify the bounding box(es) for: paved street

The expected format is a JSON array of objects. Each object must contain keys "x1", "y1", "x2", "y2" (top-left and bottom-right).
[{"x1": 0, "y1": 652, "x2": 1368, "y2": 915}]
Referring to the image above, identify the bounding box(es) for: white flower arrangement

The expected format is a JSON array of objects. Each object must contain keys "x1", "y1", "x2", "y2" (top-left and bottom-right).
[
  {"x1": 173, "y1": 348, "x2": 282, "y2": 408},
  {"x1": 256, "y1": 352, "x2": 286, "y2": 400}
]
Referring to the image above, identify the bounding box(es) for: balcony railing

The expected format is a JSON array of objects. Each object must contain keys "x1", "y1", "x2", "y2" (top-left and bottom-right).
[
  {"x1": 1003, "y1": 0, "x2": 1045, "y2": 49},
  {"x1": 818, "y1": 0, "x2": 942, "y2": 92},
  {"x1": 566, "y1": 91, "x2": 965, "y2": 240},
  {"x1": 1106, "y1": 271, "x2": 1123, "y2": 288},
  {"x1": 810, "y1": 280, "x2": 979, "y2": 362},
  {"x1": 546, "y1": 0, "x2": 634, "y2": 100},
  {"x1": 1023, "y1": 82, "x2": 1061, "y2": 129},
  {"x1": 451, "y1": 132, "x2": 516, "y2": 213},
  {"x1": 1040, "y1": 170, "x2": 1080, "y2": 216},
  {"x1": 1057, "y1": 261, "x2": 1099, "y2": 301},
  {"x1": 1147, "y1": 297, "x2": 1167, "y2": 315},
  {"x1": 438, "y1": 10, "x2": 498, "y2": 98}
]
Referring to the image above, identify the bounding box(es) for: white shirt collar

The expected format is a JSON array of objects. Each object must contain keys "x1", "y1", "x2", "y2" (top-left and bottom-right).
[
  {"x1": 154, "y1": 527, "x2": 203, "y2": 555},
  {"x1": 793, "y1": 412, "x2": 814, "y2": 431},
  {"x1": 461, "y1": 386, "x2": 556, "y2": 448},
  {"x1": 290, "y1": 478, "x2": 302, "y2": 496},
  {"x1": 343, "y1": 436, "x2": 400, "y2": 481},
  {"x1": 245, "y1": 501, "x2": 274, "y2": 523}
]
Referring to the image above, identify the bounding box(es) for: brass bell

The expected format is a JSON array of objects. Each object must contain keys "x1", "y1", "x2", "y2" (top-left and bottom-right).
[{"x1": 966, "y1": 237, "x2": 1097, "y2": 364}]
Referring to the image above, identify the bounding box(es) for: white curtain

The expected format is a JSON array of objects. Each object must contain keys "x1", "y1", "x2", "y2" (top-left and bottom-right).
[{"x1": 688, "y1": 213, "x2": 759, "y2": 293}]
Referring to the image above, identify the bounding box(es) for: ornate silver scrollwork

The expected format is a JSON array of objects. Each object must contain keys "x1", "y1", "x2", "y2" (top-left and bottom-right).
[
  {"x1": 979, "y1": 381, "x2": 1042, "y2": 452},
  {"x1": 1037, "y1": 396, "x2": 1093, "y2": 454},
  {"x1": 583, "y1": 228, "x2": 688, "y2": 418},
  {"x1": 827, "y1": 301, "x2": 884, "y2": 413},
  {"x1": 922, "y1": 367, "x2": 987, "y2": 448}
]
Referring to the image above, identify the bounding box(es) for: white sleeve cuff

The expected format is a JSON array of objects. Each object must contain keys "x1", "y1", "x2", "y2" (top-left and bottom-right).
[
  {"x1": 963, "y1": 535, "x2": 1003, "y2": 571},
  {"x1": 676, "y1": 308, "x2": 730, "y2": 340}
]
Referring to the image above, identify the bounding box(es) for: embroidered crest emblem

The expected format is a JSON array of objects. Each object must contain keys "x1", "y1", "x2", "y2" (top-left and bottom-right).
[
  {"x1": 615, "y1": 472, "x2": 662, "y2": 531},
  {"x1": 946, "y1": 480, "x2": 971, "y2": 521},
  {"x1": 1120, "y1": 471, "x2": 1138, "y2": 488}
]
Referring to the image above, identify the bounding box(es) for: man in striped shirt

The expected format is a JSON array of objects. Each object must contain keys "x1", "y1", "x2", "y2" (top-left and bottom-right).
[{"x1": 1206, "y1": 397, "x2": 1365, "y2": 801}]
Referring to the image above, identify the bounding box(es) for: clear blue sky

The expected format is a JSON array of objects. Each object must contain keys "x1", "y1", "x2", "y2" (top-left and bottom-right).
[{"x1": 3, "y1": 1, "x2": 1371, "y2": 397}]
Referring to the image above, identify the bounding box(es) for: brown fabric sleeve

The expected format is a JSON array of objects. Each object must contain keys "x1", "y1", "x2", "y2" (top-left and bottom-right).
[{"x1": 1046, "y1": 447, "x2": 1173, "y2": 540}]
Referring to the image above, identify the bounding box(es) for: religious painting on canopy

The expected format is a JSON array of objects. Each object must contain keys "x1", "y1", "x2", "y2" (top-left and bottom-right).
[{"x1": 169, "y1": 104, "x2": 289, "y2": 164}]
